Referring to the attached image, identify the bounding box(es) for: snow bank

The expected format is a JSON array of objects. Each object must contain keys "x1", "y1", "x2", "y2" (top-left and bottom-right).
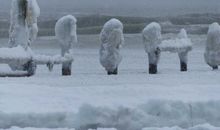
[
  {"x1": 99, "y1": 18, "x2": 124, "y2": 73},
  {"x1": 142, "y1": 22, "x2": 162, "y2": 53},
  {"x1": 1, "y1": 100, "x2": 220, "y2": 130},
  {"x1": 204, "y1": 22, "x2": 220, "y2": 67},
  {"x1": 1, "y1": 128, "x2": 75, "y2": 130},
  {"x1": 142, "y1": 124, "x2": 220, "y2": 130}
]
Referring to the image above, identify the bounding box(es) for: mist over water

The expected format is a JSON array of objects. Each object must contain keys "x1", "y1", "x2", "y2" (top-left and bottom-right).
[{"x1": 0, "y1": 0, "x2": 219, "y2": 17}]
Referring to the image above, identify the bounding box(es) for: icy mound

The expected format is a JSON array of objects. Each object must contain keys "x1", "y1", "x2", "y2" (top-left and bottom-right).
[
  {"x1": 1, "y1": 100, "x2": 220, "y2": 130},
  {"x1": 1, "y1": 128, "x2": 75, "y2": 130},
  {"x1": 143, "y1": 124, "x2": 220, "y2": 130}
]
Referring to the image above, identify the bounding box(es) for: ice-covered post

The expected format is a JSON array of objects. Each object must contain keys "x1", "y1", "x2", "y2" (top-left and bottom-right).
[
  {"x1": 142, "y1": 22, "x2": 161, "y2": 74},
  {"x1": 204, "y1": 22, "x2": 220, "y2": 70},
  {"x1": 9, "y1": 0, "x2": 29, "y2": 49},
  {"x1": 26, "y1": 0, "x2": 40, "y2": 45},
  {"x1": 178, "y1": 29, "x2": 189, "y2": 71},
  {"x1": 99, "y1": 18, "x2": 124, "y2": 75},
  {"x1": 55, "y1": 15, "x2": 77, "y2": 76}
]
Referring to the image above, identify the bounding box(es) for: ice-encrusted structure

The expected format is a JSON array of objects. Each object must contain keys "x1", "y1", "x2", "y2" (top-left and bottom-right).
[
  {"x1": 0, "y1": 0, "x2": 73, "y2": 77},
  {"x1": 204, "y1": 22, "x2": 220, "y2": 70},
  {"x1": 8, "y1": 0, "x2": 39, "y2": 74},
  {"x1": 143, "y1": 22, "x2": 192, "y2": 73},
  {"x1": 142, "y1": 22, "x2": 161, "y2": 74},
  {"x1": 99, "y1": 18, "x2": 124, "y2": 75},
  {"x1": 55, "y1": 15, "x2": 77, "y2": 75},
  {"x1": 159, "y1": 29, "x2": 192, "y2": 71},
  {"x1": 9, "y1": 0, "x2": 40, "y2": 48}
]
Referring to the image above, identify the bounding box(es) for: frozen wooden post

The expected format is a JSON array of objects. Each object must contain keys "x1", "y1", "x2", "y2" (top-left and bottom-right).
[
  {"x1": 99, "y1": 18, "x2": 124, "y2": 75},
  {"x1": 55, "y1": 15, "x2": 77, "y2": 76},
  {"x1": 143, "y1": 22, "x2": 192, "y2": 74},
  {"x1": 142, "y1": 22, "x2": 161, "y2": 74},
  {"x1": 204, "y1": 23, "x2": 220, "y2": 70},
  {"x1": 178, "y1": 29, "x2": 190, "y2": 71}
]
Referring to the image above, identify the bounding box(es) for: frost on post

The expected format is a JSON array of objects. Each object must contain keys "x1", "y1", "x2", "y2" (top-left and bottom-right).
[
  {"x1": 9, "y1": 0, "x2": 40, "y2": 48},
  {"x1": 99, "y1": 18, "x2": 124, "y2": 75},
  {"x1": 142, "y1": 22, "x2": 161, "y2": 74},
  {"x1": 204, "y1": 22, "x2": 220, "y2": 70},
  {"x1": 26, "y1": 0, "x2": 40, "y2": 45},
  {"x1": 178, "y1": 29, "x2": 190, "y2": 71},
  {"x1": 8, "y1": 0, "x2": 39, "y2": 75},
  {"x1": 55, "y1": 15, "x2": 77, "y2": 75}
]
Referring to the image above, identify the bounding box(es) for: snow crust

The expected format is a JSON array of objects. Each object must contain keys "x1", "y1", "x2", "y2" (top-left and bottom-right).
[
  {"x1": 143, "y1": 124, "x2": 220, "y2": 130},
  {"x1": 1, "y1": 100, "x2": 220, "y2": 130},
  {"x1": 1, "y1": 128, "x2": 75, "y2": 130},
  {"x1": 99, "y1": 18, "x2": 124, "y2": 72},
  {"x1": 204, "y1": 22, "x2": 220, "y2": 67}
]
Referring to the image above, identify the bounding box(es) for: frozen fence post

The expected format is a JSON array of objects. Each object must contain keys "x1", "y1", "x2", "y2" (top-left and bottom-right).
[
  {"x1": 142, "y1": 22, "x2": 161, "y2": 74},
  {"x1": 55, "y1": 15, "x2": 77, "y2": 76},
  {"x1": 178, "y1": 29, "x2": 189, "y2": 71},
  {"x1": 99, "y1": 18, "x2": 124, "y2": 75},
  {"x1": 9, "y1": 0, "x2": 29, "y2": 49},
  {"x1": 204, "y1": 22, "x2": 220, "y2": 70}
]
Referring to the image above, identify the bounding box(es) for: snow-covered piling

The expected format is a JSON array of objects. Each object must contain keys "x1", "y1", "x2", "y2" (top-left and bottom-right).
[
  {"x1": 99, "y1": 18, "x2": 124, "y2": 75},
  {"x1": 8, "y1": 0, "x2": 38, "y2": 76},
  {"x1": 143, "y1": 22, "x2": 192, "y2": 74},
  {"x1": 55, "y1": 15, "x2": 77, "y2": 75},
  {"x1": 178, "y1": 29, "x2": 190, "y2": 71},
  {"x1": 204, "y1": 22, "x2": 220, "y2": 70},
  {"x1": 142, "y1": 22, "x2": 161, "y2": 74}
]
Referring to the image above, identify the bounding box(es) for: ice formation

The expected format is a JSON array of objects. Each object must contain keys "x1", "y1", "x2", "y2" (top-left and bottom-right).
[
  {"x1": 142, "y1": 22, "x2": 161, "y2": 74},
  {"x1": 99, "y1": 18, "x2": 124, "y2": 75},
  {"x1": 55, "y1": 15, "x2": 77, "y2": 75},
  {"x1": 204, "y1": 22, "x2": 220, "y2": 69}
]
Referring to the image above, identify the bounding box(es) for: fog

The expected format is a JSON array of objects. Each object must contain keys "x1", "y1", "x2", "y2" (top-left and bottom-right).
[{"x1": 0, "y1": 0, "x2": 219, "y2": 17}]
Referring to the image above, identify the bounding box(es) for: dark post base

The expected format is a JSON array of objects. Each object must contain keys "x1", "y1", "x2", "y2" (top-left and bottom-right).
[
  {"x1": 180, "y1": 62, "x2": 187, "y2": 72},
  {"x1": 149, "y1": 64, "x2": 157, "y2": 74},
  {"x1": 212, "y1": 66, "x2": 218, "y2": 70},
  {"x1": 62, "y1": 67, "x2": 71, "y2": 76},
  {"x1": 107, "y1": 68, "x2": 118, "y2": 75},
  {"x1": 24, "y1": 60, "x2": 37, "y2": 77}
]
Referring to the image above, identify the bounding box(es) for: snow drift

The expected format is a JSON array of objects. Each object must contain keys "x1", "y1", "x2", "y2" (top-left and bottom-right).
[
  {"x1": 99, "y1": 18, "x2": 124, "y2": 74},
  {"x1": 1, "y1": 100, "x2": 220, "y2": 130}
]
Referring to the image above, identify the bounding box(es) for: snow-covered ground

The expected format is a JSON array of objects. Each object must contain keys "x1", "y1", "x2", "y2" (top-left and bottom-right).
[{"x1": 0, "y1": 34, "x2": 219, "y2": 130}]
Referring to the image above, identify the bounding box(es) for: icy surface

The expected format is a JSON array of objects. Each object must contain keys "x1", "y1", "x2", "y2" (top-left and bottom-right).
[
  {"x1": 99, "y1": 18, "x2": 124, "y2": 72},
  {"x1": 0, "y1": 34, "x2": 219, "y2": 129}
]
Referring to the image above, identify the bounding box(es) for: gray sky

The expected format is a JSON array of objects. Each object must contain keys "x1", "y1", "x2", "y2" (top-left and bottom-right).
[{"x1": 0, "y1": 0, "x2": 220, "y2": 17}]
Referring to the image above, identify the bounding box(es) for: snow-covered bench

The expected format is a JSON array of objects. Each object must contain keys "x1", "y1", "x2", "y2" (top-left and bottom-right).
[{"x1": 142, "y1": 22, "x2": 192, "y2": 74}]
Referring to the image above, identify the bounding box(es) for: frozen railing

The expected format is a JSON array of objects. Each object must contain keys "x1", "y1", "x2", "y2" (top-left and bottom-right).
[{"x1": 142, "y1": 22, "x2": 192, "y2": 74}]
